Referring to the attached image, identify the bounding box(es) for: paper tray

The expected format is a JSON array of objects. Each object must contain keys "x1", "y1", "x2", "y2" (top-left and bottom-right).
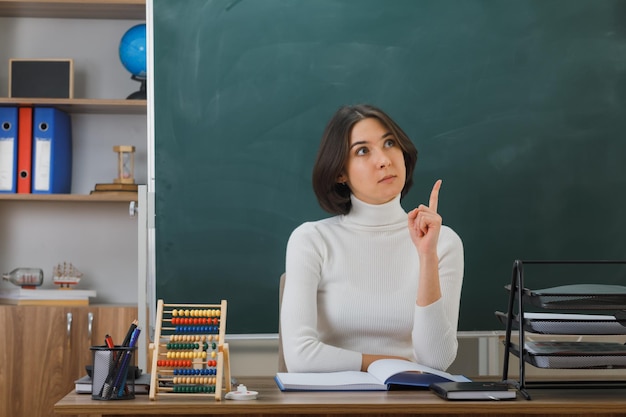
[
  {"x1": 515, "y1": 284, "x2": 626, "y2": 310},
  {"x1": 495, "y1": 311, "x2": 626, "y2": 335},
  {"x1": 508, "y1": 342, "x2": 626, "y2": 369}
]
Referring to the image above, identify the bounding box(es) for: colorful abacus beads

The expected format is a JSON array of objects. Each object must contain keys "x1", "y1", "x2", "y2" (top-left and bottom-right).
[
  {"x1": 174, "y1": 325, "x2": 219, "y2": 334},
  {"x1": 166, "y1": 342, "x2": 209, "y2": 350},
  {"x1": 172, "y1": 377, "x2": 217, "y2": 384},
  {"x1": 171, "y1": 309, "x2": 221, "y2": 318},
  {"x1": 168, "y1": 334, "x2": 214, "y2": 342},
  {"x1": 165, "y1": 351, "x2": 206, "y2": 359},
  {"x1": 156, "y1": 360, "x2": 193, "y2": 367},
  {"x1": 172, "y1": 385, "x2": 216, "y2": 393},
  {"x1": 170, "y1": 317, "x2": 220, "y2": 325},
  {"x1": 173, "y1": 368, "x2": 216, "y2": 375},
  {"x1": 155, "y1": 303, "x2": 226, "y2": 398}
]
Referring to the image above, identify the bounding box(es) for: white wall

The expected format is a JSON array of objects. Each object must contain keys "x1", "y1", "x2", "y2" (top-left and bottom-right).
[
  {"x1": 0, "y1": 17, "x2": 144, "y2": 99},
  {"x1": 0, "y1": 201, "x2": 138, "y2": 303}
]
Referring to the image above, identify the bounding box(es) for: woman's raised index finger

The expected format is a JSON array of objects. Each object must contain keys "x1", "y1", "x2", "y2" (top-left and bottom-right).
[{"x1": 429, "y1": 179, "x2": 442, "y2": 212}]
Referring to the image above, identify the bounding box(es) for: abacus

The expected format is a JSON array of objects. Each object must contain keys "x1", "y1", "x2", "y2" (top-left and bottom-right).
[{"x1": 149, "y1": 300, "x2": 231, "y2": 401}]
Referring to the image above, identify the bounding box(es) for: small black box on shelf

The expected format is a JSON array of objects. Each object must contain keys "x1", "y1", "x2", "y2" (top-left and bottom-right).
[{"x1": 9, "y1": 59, "x2": 74, "y2": 99}]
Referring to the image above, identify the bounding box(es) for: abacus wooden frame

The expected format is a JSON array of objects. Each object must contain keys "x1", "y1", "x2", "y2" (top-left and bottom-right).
[{"x1": 149, "y1": 300, "x2": 231, "y2": 401}]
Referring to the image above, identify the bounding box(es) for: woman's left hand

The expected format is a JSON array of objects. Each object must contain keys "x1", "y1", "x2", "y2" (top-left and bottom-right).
[{"x1": 408, "y1": 179, "x2": 443, "y2": 258}]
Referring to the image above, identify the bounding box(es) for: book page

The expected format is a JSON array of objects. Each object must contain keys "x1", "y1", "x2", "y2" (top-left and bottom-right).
[
  {"x1": 367, "y1": 359, "x2": 468, "y2": 384},
  {"x1": 275, "y1": 371, "x2": 385, "y2": 390}
]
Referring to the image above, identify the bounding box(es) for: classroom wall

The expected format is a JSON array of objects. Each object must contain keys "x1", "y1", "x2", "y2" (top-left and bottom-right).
[
  {"x1": 0, "y1": 13, "x2": 490, "y2": 377},
  {"x1": 8, "y1": 10, "x2": 626, "y2": 381}
]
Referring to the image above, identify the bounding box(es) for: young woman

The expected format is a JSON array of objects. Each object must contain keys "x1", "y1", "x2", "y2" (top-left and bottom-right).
[{"x1": 280, "y1": 104, "x2": 464, "y2": 373}]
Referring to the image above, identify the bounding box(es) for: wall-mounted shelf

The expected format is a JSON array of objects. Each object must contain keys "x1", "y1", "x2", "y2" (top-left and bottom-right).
[
  {"x1": 0, "y1": 0, "x2": 145, "y2": 20},
  {"x1": 0, "y1": 98, "x2": 146, "y2": 115},
  {"x1": 0, "y1": 193, "x2": 138, "y2": 202},
  {"x1": 0, "y1": 1, "x2": 146, "y2": 414}
]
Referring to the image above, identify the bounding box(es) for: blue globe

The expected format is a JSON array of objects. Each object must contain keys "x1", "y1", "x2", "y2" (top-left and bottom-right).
[{"x1": 119, "y1": 24, "x2": 146, "y2": 78}]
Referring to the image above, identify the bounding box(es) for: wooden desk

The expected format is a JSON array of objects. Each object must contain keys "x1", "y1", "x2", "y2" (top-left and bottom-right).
[{"x1": 54, "y1": 377, "x2": 626, "y2": 417}]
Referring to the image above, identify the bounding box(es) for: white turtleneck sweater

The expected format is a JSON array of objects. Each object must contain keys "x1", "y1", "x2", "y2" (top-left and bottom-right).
[{"x1": 281, "y1": 194, "x2": 464, "y2": 373}]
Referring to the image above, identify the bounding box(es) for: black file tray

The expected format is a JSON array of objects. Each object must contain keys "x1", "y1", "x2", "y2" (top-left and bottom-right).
[
  {"x1": 495, "y1": 311, "x2": 626, "y2": 335},
  {"x1": 498, "y1": 260, "x2": 626, "y2": 400},
  {"x1": 508, "y1": 341, "x2": 626, "y2": 369},
  {"x1": 522, "y1": 284, "x2": 626, "y2": 310}
]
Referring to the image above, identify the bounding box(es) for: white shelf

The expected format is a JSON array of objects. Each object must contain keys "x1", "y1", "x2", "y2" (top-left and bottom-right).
[
  {"x1": 0, "y1": 98, "x2": 146, "y2": 114},
  {"x1": 0, "y1": 193, "x2": 138, "y2": 202}
]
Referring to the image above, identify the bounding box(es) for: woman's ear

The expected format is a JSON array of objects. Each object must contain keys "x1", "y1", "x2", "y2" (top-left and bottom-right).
[{"x1": 337, "y1": 174, "x2": 347, "y2": 184}]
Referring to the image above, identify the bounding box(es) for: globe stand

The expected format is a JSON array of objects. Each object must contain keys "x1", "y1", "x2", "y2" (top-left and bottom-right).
[{"x1": 126, "y1": 74, "x2": 146, "y2": 100}]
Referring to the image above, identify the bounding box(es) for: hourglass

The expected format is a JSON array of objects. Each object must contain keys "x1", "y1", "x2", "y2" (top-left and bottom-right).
[{"x1": 113, "y1": 145, "x2": 135, "y2": 184}]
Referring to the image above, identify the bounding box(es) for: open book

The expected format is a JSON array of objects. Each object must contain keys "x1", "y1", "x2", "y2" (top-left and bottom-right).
[{"x1": 275, "y1": 359, "x2": 470, "y2": 391}]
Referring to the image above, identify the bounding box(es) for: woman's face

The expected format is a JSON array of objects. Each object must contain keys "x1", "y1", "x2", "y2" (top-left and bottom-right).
[{"x1": 338, "y1": 117, "x2": 406, "y2": 205}]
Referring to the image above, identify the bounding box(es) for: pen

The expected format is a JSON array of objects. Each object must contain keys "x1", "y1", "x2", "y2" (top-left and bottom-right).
[
  {"x1": 113, "y1": 327, "x2": 141, "y2": 398},
  {"x1": 121, "y1": 319, "x2": 138, "y2": 346},
  {"x1": 100, "y1": 320, "x2": 138, "y2": 398},
  {"x1": 111, "y1": 320, "x2": 138, "y2": 380},
  {"x1": 98, "y1": 334, "x2": 119, "y2": 398},
  {"x1": 104, "y1": 334, "x2": 114, "y2": 349},
  {"x1": 104, "y1": 334, "x2": 116, "y2": 361}
]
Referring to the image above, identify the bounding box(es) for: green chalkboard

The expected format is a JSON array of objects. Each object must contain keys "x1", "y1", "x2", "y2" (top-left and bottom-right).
[{"x1": 153, "y1": 0, "x2": 626, "y2": 334}]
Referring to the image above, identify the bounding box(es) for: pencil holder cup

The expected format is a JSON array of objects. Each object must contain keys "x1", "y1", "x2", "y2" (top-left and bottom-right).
[{"x1": 90, "y1": 345, "x2": 137, "y2": 400}]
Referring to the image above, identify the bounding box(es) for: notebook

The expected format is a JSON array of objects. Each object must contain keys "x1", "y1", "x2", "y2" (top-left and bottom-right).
[{"x1": 430, "y1": 381, "x2": 517, "y2": 400}]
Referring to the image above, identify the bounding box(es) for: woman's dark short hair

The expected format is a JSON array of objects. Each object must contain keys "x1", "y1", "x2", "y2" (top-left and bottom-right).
[{"x1": 312, "y1": 104, "x2": 418, "y2": 215}]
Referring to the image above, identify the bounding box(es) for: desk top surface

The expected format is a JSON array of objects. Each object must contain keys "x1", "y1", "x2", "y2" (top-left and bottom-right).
[{"x1": 54, "y1": 377, "x2": 626, "y2": 416}]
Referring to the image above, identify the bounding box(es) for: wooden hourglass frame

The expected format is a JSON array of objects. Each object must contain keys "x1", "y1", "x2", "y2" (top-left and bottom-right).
[{"x1": 113, "y1": 145, "x2": 135, "y2": 184}]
